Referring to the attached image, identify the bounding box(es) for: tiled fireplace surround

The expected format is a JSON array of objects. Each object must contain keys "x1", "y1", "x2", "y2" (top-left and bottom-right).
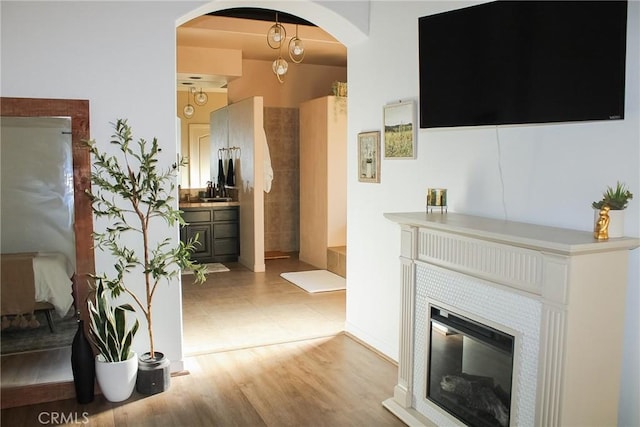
[{"x1": 383, "y1": 212, "x2": 639, "y2": 427}]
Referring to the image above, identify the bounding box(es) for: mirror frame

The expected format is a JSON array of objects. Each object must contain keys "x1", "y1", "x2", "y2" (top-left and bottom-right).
[{"x1": 1, "y1": 97, "x2": 94, "y2": 322}]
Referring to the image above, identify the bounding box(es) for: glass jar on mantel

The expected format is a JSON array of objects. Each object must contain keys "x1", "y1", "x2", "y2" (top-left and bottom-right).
[{"x1": 427, "y1": 188, "x2": 447, "y2": 213}]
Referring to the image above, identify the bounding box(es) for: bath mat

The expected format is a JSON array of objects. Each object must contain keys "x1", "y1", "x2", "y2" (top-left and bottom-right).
[
  {"x1": 182, "y1": 263, "x2": 229, "y2": 275},
  {"x1": 280, "y1": 270, "x2": 346, "y2": 293}
]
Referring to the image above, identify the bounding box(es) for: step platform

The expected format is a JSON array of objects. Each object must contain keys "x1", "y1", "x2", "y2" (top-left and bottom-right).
[{"x1": 327, "y1": 246, "x2": 346, "y2": 278}]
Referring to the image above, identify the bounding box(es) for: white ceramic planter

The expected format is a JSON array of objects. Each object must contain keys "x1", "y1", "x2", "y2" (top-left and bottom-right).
[
  {"x1": 593, "y1": 208, "x2": 625, "y2": 238},
  {"x1": 95, "y1": 351, "x2": 137, "y2": 402}
]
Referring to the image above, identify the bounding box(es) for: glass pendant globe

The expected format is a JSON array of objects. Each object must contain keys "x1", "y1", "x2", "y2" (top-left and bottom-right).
[
  {"x1": 272, "y1": 57, "x2": 288, "y2": 76},
  {"x1": 194, "y1": 90, "x2": 208, "y2": 106},
  {"x1": 288, "y1": 37, "x2": 305, "y2": 63},
  {"x1": 267, "y1": 23, "x2": 286, "y2": 49},
  {"x1": 183, "y1": 104, "x2": 194, "y2": 118}
]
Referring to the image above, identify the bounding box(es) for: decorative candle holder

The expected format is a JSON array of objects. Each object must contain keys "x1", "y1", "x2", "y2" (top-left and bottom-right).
[{"x1": 426, "y1": 188, "x2": 447, "y2": 213}]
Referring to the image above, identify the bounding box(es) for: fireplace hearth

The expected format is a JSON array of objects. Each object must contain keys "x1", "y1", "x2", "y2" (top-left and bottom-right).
[{"x1": 383, "y1": 212, "x2": 639, "y2": 426}]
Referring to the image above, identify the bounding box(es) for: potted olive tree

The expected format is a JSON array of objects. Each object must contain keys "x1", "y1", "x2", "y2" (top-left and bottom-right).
[
  {"x1": 592, "y1": 181, "x2": 634, "y2": 238},
  {"x1": 88, "y1": 278, "x2": 139, "y2": 402},
  {"x1": 86, "y1": 119, "x2": 206, "y2": 395}
]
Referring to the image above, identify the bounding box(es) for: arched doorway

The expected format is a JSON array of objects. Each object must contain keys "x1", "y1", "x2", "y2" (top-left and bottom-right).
[{"x1": 175, "y1": 1, "x2": 362, "y2": 356}]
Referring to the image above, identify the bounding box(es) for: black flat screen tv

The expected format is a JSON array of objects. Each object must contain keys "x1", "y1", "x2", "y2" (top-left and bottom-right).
[{"x1": 418, "y1": 1, "x2": 628, "y2": 128}]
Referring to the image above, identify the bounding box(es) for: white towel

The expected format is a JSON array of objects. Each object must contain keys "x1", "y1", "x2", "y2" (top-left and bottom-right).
[{"x1": 262, "y1": 129, "x2": 273, "y2": 193}]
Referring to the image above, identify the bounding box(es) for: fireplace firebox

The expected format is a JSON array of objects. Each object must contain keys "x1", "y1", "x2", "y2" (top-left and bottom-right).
[{"x1": 428, "y1": 306, "x2": 514, "y2": 427}]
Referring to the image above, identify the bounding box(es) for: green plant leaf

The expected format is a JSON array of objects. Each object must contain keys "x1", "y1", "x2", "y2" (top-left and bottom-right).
[
  {"x1": 87, "y1": 278, "x2": 139, "y2": 362},
  {"x1": 592, "y1": 181, "x2": 634, "y2": 210},
  {"x1": 86, "y1": 119, "x2": 203, "y2": 357}
]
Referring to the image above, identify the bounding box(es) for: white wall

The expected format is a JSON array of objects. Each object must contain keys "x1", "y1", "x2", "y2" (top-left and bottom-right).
[
  {"x1": 0, "y1": 0, "x2": 363, "y2": 374},
  {"x1": 3, "y1": 1, "x2": 638, "y2": 422},
  {"x1": 346, "y1": 1, "x2": 639, "y2": 425},
  {"x1": 1, "y1": 0, "x2": 208, "y2": 371}
]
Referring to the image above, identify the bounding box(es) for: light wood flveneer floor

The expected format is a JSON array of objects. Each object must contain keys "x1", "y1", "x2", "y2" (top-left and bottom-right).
[
  {"x1": 182, "y1": 256, "x2": 346, "y2": 355},
  {"x1": 1, "y1": 256, "x2": 345, "y2": 387},
  {"x1": 2, "y1": 256, "x2": 403, "y2": 425},
  {"x1": 1, "y1": 335, "x2": 403, "y2": 426}
]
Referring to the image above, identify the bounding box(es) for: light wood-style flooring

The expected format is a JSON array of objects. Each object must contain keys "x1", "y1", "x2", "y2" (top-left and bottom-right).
[
  {"x1": 2, "y1": 335, "x2": 403, "y2": 426},
  {"x1": 1, "y1": 256, "x2": 344, "y2": 387},
  {"x1": 1, "y1": 256, "x2": 403, "y2": 426},
  {"x1": 182, "y1": 256, "x2": 346, "y2": 355}
]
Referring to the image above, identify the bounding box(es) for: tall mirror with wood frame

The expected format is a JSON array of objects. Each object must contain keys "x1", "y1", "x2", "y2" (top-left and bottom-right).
[{"x1": 0, "y1": 97, "x2": 95, "y2": 407}]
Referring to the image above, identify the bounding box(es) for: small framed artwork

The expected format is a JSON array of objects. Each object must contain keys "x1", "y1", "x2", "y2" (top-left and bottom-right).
[
  {"x1": 358, "y1": 131, "x2": 380, "y2": 183},
  {"x1": 383, "y1": 100, "x2": 416, "y2": 159}
]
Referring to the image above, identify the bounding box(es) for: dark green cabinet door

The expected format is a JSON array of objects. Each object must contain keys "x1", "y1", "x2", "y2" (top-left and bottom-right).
[
  {"x1": 184, "y1": 223, "x2": 213, "y2": 262},
  {"x1": 180, "y1": 206, "x2": 239, "y2": 263}
]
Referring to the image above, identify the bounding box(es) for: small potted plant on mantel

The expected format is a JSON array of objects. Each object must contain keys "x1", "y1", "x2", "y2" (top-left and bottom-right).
[
  {"x1": 86, "y1": 119, "x2": 206, "y2": 395},
  {"x1": 592, "y1": 181, "x2": 634, "y2": 238}
]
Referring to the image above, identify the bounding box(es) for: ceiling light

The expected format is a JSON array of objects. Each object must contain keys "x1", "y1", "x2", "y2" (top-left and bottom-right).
[
  {"x1": 194, "y1": 88, "x2": 208, "y2": 106},
  {"x1": 266, "y1": 12, "x2": 307, "y2": 83},
  {"x1": 288, "y1": 24, "x2": 305, "y2": 63},
  {"x1": 267, "y1": 13, "x2": 286, "y2": 49},
  {"x1": 183, "y1": 88, "x2": 194, "y2": 119},
  {"x1": 272, "y1": 54, "x2": 288, "y2": 84}
]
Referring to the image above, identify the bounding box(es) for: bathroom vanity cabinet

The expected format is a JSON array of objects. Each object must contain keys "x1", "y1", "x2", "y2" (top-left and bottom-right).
[{"x1": 180, "y1": 204, "x2": 239, "y2": 263}]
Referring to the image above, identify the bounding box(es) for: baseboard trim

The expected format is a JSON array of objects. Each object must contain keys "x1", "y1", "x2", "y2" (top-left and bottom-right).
[{"x1": 343, "y1": 331, "x2": 398, "y2": 366}]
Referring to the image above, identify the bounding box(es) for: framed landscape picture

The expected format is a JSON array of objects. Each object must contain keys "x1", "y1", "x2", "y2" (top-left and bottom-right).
[
  {"x1": 357, "y1": 131, "x2": 380, "y2": 183},
  {"x1": 383, "y1": 101, "x2": 416, "y2": 159}
]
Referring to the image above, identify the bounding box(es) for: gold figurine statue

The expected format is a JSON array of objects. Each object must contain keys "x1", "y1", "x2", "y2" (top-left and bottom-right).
[{"x1": 594, "y1": 206, "x2": 610, "y2": 240}]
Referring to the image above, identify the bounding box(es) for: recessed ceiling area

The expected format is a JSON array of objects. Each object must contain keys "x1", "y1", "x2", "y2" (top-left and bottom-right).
[
  {"x1": 208, "y1": 8, "x2": 315, "y2": 26},
  {"x1": 177, "y1": 8, "x2": 347, "y2": 89}
]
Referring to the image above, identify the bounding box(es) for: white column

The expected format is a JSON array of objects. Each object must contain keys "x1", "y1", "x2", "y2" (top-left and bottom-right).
[{"x1": 393, "y1": 225, "x2": 417, "y2": 406}]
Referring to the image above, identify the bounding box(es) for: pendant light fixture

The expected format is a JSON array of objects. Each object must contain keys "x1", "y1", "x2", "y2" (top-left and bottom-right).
[
  {"x1": 183, "y1": 88, "x2": 194, "y2": 119},
  {"x1": 272, "y1": 50, "x2": 289, "y2": 84},
  {"x1": 266, "y1": 11, "x2": 307, "y2": 83},
  {"x1": 267, "y1": 13, "x2": 286, "y2": 49},
  {"x1": 288, "y1": 24, "x2": 305, "y2": 63},
  {"x1": 194, "y1": 88, "x2": 208, "y2": 106}
]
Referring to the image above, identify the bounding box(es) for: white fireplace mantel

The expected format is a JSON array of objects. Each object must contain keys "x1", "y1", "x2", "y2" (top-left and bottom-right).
[{"x1": 383, "y1": 212, "x2": 639, "y2": 427}]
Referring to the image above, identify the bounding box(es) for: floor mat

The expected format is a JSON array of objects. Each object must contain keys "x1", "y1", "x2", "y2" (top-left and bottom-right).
[
  {"x1": 1, "y1": 310, "x2": 76, "y2": 355},
  {"x1": 280, "y1": 270, "x2": 346, "y2": 293},
  {"x1": 182, "y1": 263, "x2": 229, "y2": 275}
]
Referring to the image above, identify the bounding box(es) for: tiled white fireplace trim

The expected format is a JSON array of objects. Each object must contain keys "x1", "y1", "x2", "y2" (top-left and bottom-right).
[
  {"x1": 413, "y1": 263, "x2": 541, "y2": 426},
  {"x1": 383, "y1": 212, "x2": 639, "y2": 427}
]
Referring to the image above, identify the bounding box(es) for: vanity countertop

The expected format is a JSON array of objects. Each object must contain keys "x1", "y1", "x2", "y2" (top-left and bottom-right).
[{"x1": 180, "y1": 201, "x2": 240, "y2": 208}]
